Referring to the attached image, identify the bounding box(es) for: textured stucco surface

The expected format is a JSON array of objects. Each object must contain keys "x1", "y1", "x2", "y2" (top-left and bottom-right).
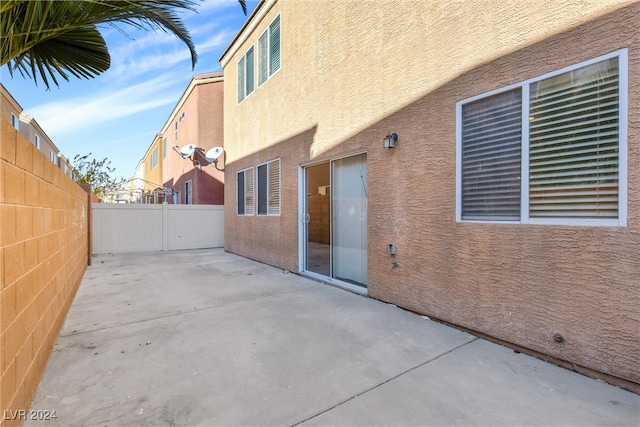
[{"x1": 222, "y1": 0, "x2": 639, "y2": 385}]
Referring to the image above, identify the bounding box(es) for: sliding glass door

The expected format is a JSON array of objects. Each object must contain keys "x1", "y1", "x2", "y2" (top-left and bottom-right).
[{"x1": 303, "y1": 153, "x2": 367, "y2": 289}]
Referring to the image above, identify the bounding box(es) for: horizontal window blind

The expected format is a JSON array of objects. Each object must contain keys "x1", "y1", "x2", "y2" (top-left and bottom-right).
[
  {"x1": 258, "y1": 31, "x2": 268, "y2": 85},
  {"x1": 257, "y1": 164, "x2": 268, "y2": 215},
  {"x1": 268, "y1": 160, "x2": 280, "y2": 215},
  {"x1": 461, "y1": 89, "x2": 522, "y2": 220},
  {"x1": 529, "y1": 58, "x2": 619, "y2": 218},
  {"x1": 237, "y1": 170, "x2": 245, "y2": 215},
  {"x1": 245, "y1": 46, "x2": 255, "y2": 96},
  {"x1": 245, "y1": 167, "x2": 255, "y2": 215},
  {"x1": 237, "y1": 56, "x2": 245, "y2": 102},
  {"x1": 269, "y1": 15, "x2": 281, "y2": 75}
]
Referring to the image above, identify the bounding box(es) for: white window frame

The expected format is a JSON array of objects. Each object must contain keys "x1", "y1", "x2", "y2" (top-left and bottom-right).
[
  {"x1": 162, "y1": 137, "x2": 167, "y2": 159},
  {"x1": 173, "y1": 191, "x2": 181, "y2": 205},
  {"x1": 11, "y1": 113, "x2": 19, "y2": 130},
  {"x1": 174, "y1": 121, "x2": 178, "y2": 141},
  {"x1": 237, "y1": 45, "x2": 255, "y2": 103},
  {"x1": 34, "y1": 134, "x2": 40, "y2": 149},
  {"x1": 185, "y1": 180, "x2": 192, "y2": 204},
  {"x1": 237, "y1": 167, "x2": 255, "y2": 215},
  {"x1": 257, "y1": 158, "x2": 281, "y2": 216},
  {"x1": 257, "y1": 13, "x2": 281, "y2": 87},
  {"x1": 49, "y1": 151, "x2": 57, "y2": 164},
  {"x1": 456, "y1": 49, "x2": 627, "y2": 227}
]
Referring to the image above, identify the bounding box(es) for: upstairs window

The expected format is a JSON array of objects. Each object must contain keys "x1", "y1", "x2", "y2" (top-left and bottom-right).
[
  {"x1": 35, "y1": 134, "x2": 41, "y2": 149},
  {"x1": 237, "y1": 46, "x2": 255, "y2": 103},
  {"x1": 151, "y1": 147, "x2": 158, "y2": 170},
  {"x1": 237, "y1": 167, "x2": 255, "y2": 215},
  {"x1": 457, "y1": 50, "x2": 627, "y2": 226},
  {"x1": 162, "y1": 137, "x2": 167, "y2": 159},
  {"x1": 258, "y1": 14, "x2": 281, "y2": 86},
  {"x1": 257, "y1": 159, "x2": 280, "y2": 215},
  {"x1": 11, "y1": 113, "x2": 19, "y2": 130}
]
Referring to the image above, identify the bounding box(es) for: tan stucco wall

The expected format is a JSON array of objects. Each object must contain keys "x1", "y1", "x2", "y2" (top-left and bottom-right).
[
  {"x1": 1, "y1": 119, "x2": 89, "y2": 425},
  {"x1": 222, "y1": 0, "x2": 639, "y2": 386},
  {"x1": 142, "y1": 135, "x2": 163, "y2": 193}
]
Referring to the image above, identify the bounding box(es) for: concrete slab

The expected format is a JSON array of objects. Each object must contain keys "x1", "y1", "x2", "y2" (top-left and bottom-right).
[{"x1": 25, "y1": 249, "x2": 639, "y2": 426}]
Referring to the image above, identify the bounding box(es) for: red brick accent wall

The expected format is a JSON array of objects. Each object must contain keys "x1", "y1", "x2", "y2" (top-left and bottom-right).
[{"x1": 1, "y1": 119, "x2": 89, "y2": 426}]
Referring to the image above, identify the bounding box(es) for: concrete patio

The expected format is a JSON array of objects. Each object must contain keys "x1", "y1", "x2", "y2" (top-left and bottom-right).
[{"x1": 26, "y1": 249, "x2": 638, "y2": 426}]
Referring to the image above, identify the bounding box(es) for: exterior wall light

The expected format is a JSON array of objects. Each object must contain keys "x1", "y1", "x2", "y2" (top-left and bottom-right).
[{"x1": 383, "y1": 132, "x2": 398, "y2": 149}]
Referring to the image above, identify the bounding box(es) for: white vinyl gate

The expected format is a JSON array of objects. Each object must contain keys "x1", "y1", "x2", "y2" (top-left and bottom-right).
[{"x1": 92, "y1": 203, "x2": 224, "y2": 254}]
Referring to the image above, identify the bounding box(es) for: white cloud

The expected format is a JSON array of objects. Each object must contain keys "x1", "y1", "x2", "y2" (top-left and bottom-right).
[
  {"x1": 105, "y1": 24, "x2": 235, "y2": 80},
  {"x1": 29, "y1": 74, "x2": 182, "y2": 137}
]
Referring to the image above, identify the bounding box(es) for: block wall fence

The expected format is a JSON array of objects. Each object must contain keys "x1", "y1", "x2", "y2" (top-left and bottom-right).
[{"x1": 1, "y1": 119, "x2": 90, "y2": 427}]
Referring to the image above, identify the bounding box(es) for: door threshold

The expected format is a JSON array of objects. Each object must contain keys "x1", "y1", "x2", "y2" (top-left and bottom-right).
[{"x1": 301, "y1": 271, "x2": 368, "y2": 296}]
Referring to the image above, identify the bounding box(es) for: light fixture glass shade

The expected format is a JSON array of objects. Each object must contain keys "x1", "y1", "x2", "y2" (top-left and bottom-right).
[{"x1": 383, "y1": 133, "x2": 397, "y2": 149}]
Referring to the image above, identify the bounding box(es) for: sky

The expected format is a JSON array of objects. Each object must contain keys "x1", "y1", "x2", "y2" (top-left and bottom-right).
[{"x1": 1, "y1": 0, "x2": 258, "y2": 182}]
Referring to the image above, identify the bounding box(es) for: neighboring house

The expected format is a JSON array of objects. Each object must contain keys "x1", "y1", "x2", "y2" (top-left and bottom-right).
[
  {"x1": 1, "y1": 83, "x2": 74, "y2": 178},
  {"x1": 127, "y1": 160, "x2": 147, "y2": 203},
  {"x1": 219, "y1": 0, "x2": 639, "y2": 388},
  {"x1": 159, "y1": 72, "x2": 225, "y2": 205},
  {"x1": 137, "y1": 134, "x2": 166, "y2": 203}
]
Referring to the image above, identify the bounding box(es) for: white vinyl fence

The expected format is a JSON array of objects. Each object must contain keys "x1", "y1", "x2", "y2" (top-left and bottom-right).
[{"x1": 92, "y1": 203, "x2": 224, "y2": 254}]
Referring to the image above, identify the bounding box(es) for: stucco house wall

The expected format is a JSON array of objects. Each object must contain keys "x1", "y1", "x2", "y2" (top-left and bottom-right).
[
  {"x1": 160, "y1": 73, "x2": 224, "y2": 205},
  {"x1": 220, "y1": 0, "x2": 639, "y2": 388}
]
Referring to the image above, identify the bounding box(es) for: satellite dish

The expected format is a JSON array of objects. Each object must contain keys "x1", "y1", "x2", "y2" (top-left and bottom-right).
[
  {"x1": 205, "y1": 147, "x2": 224, "y2": 163},
  {"x1": 179, "y1": 144, "x2": 196, "y2": 159}
]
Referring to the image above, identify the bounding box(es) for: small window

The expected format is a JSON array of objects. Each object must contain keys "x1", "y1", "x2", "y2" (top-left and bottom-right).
[
  {"x1": 457, "y1": 50, "x2": 627, "y2": 226},
  {"x1": 34, "y1": 134, "x2": 41, "y2": 149},
  {"x1": 258, "y1": 14, "x2": 281, "y2": 86},
  {"x1": 151, "y1": 147, "x2": 158, "y2": 170},
  {"x1": 49, "y1": 151, "x2": 56, "y2": 164},
  {"x1": 11, "y1": 113, "x2": 19, "y2": 130},
  {"x1": 185, "y1": 180, "x2": 192, "y2": 204},
  {"x1": 237, "y1": 46, "x2": 255, "y2": 103},
  {"x1": 257, "y1": 159, "x2": 280, "y2": 216},
  {"x1": 162, "y1": 137, "x2": 167, "y2": 159},
  {"x1": 173, "y1": 191, "x2": 181, "y2": 204},
  {"x1": 179, "y1": 112, "x2": 185, "y2": 122},
  {"x1": 174, "y1": 121, "x2": 178, "y2": 141},
  {"x1": 237, "y1": 167, "x2": 255, "y2": 215}
]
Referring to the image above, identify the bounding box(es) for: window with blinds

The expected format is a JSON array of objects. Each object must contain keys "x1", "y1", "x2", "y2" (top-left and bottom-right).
[
  {"x1": 529, "y1": 58, "x2": 619, "y2": 219},
  {"x1": 237, "y1": 46, "x2": 255, "y2": 103},
  {"x1": 237, "y1": 167, "x2": 254, "y2": 215},
  {"x1": 457, "y1": 51, "x2": 626, "y2": 225},
  {"x1": 258, "y1": 14, "x2": 281, "y2": 87},
  {"x1": 257, "y1": 159, "x2": 281, "y2": 216},
  {"x1": 461, "y1": 89, "x2": 522, "y2": 220}
]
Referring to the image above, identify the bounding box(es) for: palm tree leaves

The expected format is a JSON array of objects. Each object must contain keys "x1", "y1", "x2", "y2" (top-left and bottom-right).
[{"x1": 1, "y1": 0, "x2": 247, "y2": 89}]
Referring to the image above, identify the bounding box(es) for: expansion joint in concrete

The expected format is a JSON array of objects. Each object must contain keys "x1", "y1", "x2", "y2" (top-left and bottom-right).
[{"x1": 291, "y1": 337, "x2": 480, "y2": 426}]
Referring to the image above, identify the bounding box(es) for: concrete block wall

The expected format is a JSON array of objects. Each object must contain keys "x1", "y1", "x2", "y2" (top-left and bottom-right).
[
  {"x1": 307, "y1": 195, "x2": 330, "y2": 244},
  {"x1": 1, "y1": 119, "x2": 89, "y2": 426}
]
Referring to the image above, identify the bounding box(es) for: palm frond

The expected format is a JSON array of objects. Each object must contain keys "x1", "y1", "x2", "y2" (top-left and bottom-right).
[{"x1": 0, "y1": 0, "x2": 250, "y2": 89}]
